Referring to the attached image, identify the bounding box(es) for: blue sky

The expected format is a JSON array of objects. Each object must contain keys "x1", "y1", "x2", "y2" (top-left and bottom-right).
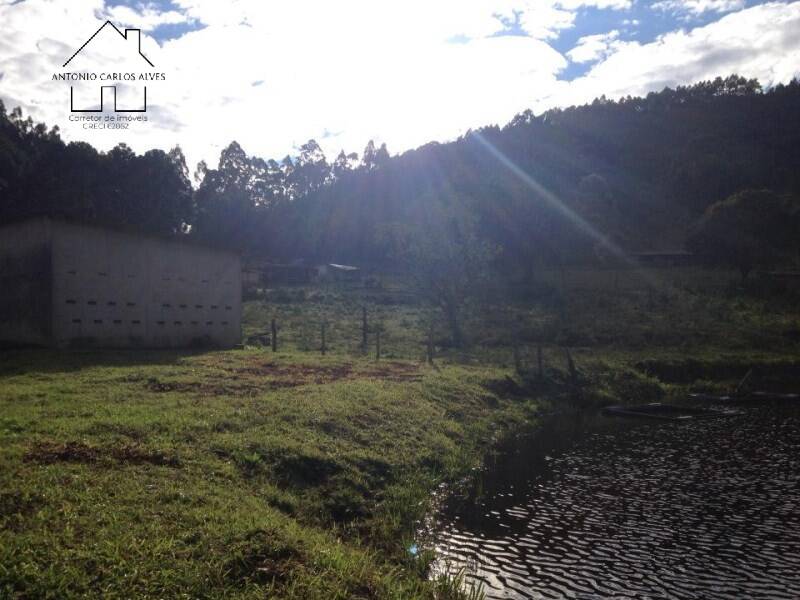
[
  {"x1": 1, "y1": 0, "x2": 798, "y2": 169},
  {"x1": 105, "y1": 0, "x2": 206, "y2": 42},
  {"x1": 556, "y1": 1, "x2": 770, "y2": 78}
]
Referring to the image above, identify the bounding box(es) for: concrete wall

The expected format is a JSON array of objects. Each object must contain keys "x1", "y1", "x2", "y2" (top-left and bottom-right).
[
  {"x1": 0, "y1": 219, "x2": 53, "y2": 347},
  {"x1": 45, "y1": 221, "x2": 241, "y2": 348}
]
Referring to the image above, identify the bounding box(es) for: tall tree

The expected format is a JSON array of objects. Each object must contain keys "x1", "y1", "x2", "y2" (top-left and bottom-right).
[
  {"x1": 332, "y1": 150, "x2": 358, "y2": 180},
  {"x1": 361, "y1": 140, "x2": 377, "y2": 170},
  {"x1": 385, "y1": 193, "x2": 499, "y2": 347},
  {"x1": 687, "y1": 189, "x2": 799, "y2": 279},
  {"x1": 290, "y1": 139, "x2": 330, "y2": 195},
  {"x1": 193, "y1": 142, "x2": 266, "y2": 248}
]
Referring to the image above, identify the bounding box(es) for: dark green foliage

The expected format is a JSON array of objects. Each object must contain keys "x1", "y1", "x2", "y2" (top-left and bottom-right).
[
  {"x1": 2, "y1": 74, "x2": 800, "y2": 264},
  {"x1": 192, "y1": 141, "x2": 274, "y2": 249},
  {"x1": 687, "y1": 189, "x2": 800, "y2": 278},
  {"x1": 0, "y1": 101, "x2": 192, "y2": 234},
  {"x1": 384, "y1": 195, "x2": 499, "y2": 346},
  {"x1": 249, "y1": 75, "x2": 800, "y2": 268}
]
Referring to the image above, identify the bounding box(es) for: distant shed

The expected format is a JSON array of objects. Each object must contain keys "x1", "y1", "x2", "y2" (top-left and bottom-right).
[
  {"x1": 261, "y1": 263, "x2": 317, "y2": 286},
  {"x1": 318, "y1": 263, "x2": 361, "y2": 283},
  {"x1": 0, "y1": 218, "x2": 241, "y2": 348}
]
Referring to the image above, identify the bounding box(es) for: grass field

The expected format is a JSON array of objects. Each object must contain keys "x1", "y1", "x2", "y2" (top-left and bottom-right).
[
  {"x1": 245, "y1": 266, "x2": 800, "y2": 371},
  {"x1": 2, "y1": 266, "x2": 799, "y2": 598},
  {"x1": 0, "y1": 349, "x2": 536, "y2": 599}
]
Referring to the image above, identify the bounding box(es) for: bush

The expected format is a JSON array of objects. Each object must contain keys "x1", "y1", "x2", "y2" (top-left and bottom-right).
[
  {"x1": 687, "y1": 189, "x2": 799, "y2": 280},
  {"x1": 264, "y1": 288, "x2": 307, "y2": 304}
]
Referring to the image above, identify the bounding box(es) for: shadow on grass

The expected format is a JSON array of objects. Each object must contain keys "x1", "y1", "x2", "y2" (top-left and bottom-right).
[
  {"x1": 0, "y1": 348, "x2": 211, "y2": 377},
  {"x1": 25, "y1": 440, "x2": 181, "y2": 467}
]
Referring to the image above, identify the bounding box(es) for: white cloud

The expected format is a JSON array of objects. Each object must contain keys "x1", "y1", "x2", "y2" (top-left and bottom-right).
[
  {"x1": 652, "y1": 0, "x2": 745, "y2": 16},
  {"x1": 0, "y1": 0, "x2": 578, "y2": 168},
  {"x1": 556, "y1": 1, "x2": 800, "y2": 107},
  {"x1": 498, "y1": 0, "x2": 632, "y2": 40},
  {"x1": 104, "y1": 5, "x2": 190, "y2": 31},
  {"x1": 567, "y1": 30, "x2": 620, "y2": 63},
  {"x1": 559, "y1": 0, "x2": 632, "y2": 9},
  {"x1": 0, "y1": 0, "x2": 798, "y2": 174}
]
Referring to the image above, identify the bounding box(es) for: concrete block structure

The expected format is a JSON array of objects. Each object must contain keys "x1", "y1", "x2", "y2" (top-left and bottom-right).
[{"x1": 0, "y1": 218, "x2": 241, "y2": 348}]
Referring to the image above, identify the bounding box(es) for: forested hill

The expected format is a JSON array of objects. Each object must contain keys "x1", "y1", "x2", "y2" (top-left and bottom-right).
[
  {"x1": 267, "y1": 75, "x2": 800, "y2": 266},
  {"x1": 2, "y1": 75, "x2": 799, "y2": 267}
]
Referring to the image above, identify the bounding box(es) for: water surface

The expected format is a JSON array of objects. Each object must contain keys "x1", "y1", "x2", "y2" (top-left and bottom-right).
[{"x1": 425, "y1": 402, "x2": 800, "y2": 599}]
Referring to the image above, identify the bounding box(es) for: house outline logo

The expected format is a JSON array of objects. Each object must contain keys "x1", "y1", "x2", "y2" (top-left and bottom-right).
[
  {"x1": 63, "y1": 20, "x2": 154, "y2": 69},
  {"x1": 61, "y1": 20, "x2": 155, "y2": 113}
]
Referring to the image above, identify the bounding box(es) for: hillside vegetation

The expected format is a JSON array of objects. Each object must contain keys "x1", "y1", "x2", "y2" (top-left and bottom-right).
[{"x1": 2, "y1": 75, "x2": 799, "y2": 269}]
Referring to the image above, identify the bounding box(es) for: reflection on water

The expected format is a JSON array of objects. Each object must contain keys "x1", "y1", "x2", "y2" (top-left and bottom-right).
[{"x1": 425, "y1": 403, "x2": 800, "y2": 599}]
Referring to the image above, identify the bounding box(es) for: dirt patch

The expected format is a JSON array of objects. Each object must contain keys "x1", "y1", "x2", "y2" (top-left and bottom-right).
[
  {"x1": 233, "y1": 362, "x2": 354, "y2": 385},
  {"x1": 233, "y1": 360, "x2": 421, "y2": 386},
  {"x1": 144, "y1": 377, "x2": 206, "y2": 393},
  {"x1": 140, "y1": 362, "x2": 422, "y2": 396},
  {"x1": 143, "y1": 377, "x2": 264, "y2": 396},
  {"x1": 25, "y1": 441, "x2": 180, "y2": 467}
]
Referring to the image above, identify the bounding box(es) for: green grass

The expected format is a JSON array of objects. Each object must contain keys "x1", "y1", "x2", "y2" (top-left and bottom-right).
[
  {"x1": 245, "y1": 267, "x2": 800, "y2": 362},
  {"x1": 2, "y1": 265, "x2": 800, "y2": 597},
  {"x1": 0, "y1": 349, "x2": 533, "y2": 598}
]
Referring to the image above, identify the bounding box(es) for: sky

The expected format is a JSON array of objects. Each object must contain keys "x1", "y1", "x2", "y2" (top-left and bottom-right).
[{"x1": 1, "y1": 0, "x2": 799, "y2": 171}]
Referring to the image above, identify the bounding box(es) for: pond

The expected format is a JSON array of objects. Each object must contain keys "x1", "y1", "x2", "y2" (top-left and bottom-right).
[{"x1": 424, "y1": 401, "x2": 800, "y2": 599}]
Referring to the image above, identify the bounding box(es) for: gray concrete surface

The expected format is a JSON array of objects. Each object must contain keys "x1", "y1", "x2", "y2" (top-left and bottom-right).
[{"x1": 0, "y1": 218, "x2": 241, "y2": 348}]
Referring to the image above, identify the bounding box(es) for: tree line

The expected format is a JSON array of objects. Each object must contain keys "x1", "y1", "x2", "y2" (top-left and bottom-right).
[{"x1": 2, "y1": 74, "x2": 799, "y2": 275}]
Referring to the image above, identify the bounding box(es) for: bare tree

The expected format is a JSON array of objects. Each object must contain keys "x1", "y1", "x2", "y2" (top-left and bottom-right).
[{"x1": 386, "y1": 197, "x2": 498, "y2": 347}]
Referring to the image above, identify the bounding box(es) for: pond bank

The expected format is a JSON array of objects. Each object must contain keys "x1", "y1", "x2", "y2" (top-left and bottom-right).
[{"x1": 424, "y1": 399, "x2": 800, "y2": 599}]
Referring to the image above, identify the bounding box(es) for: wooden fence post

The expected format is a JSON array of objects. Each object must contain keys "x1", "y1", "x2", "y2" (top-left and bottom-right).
[
  {"x1": 271, "y1": 318, "x2": 277, "y2": 352},
  {"x1": 426, "y1": 321, "x2": 434, "y2": 365},
  {"x1": 513, "y1": 342, "x2": 522, "y2": 375},
  {"x1": 734, "y1": 368, "x2": 753, "y2": 396},
  {"x1": 321, "y1": 322, "x2": 327, "y2": 355},
  {"x1": 564, "y1": 347, "x2": 577, "y2": 383},
  {"x1": 362, "y1": 306, "x2": 368, "y2": 353},
  {"x1": 537, "y1": 344, "x2": 543, "y2": 380},
  {"x1": 376, "y1": 329, "x2": 381, "y2": 361}
]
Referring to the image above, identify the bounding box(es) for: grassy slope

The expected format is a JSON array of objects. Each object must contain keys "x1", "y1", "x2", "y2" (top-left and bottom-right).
[
  {"x1": 2, "y1": 266, "x2": 799, "y2": 598},
  {"x1": 0, "y1": 349, "x2": 533, "y2": 599},
  {"x1": 245, "y1": 267, "x2": 800, "y2": 372}
]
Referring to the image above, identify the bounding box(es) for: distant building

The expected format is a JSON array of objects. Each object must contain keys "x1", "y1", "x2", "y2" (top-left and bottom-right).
[
  {"x1": 0, "y1": 218, "x2": 241, "y2": 348},
  {"x1": 318, "y1": 263, "x2": 361, "y2": 283},
  {"x1": 261, "y1": 262, "x2": 317, "y2": 286}
]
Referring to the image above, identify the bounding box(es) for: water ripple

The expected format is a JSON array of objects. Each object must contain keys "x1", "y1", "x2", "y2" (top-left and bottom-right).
[{"x1": 426, "y1": 403, "x2": 800, "y2": 599}]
